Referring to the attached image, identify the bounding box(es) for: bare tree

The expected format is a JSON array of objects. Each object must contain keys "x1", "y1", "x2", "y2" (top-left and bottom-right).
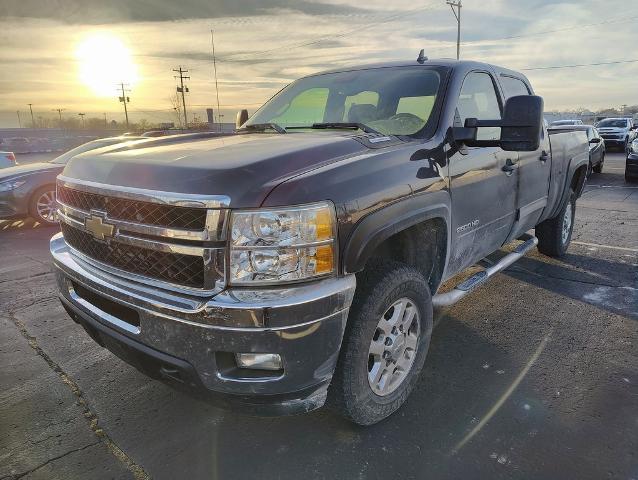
[{"x1": 169, "y1": 94, "x2": 183, "y2": 129}]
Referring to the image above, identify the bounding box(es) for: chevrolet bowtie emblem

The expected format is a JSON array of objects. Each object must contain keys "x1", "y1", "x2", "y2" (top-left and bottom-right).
[{"x1": 85, "y1": 215, "x2": 115, "y2": 240}]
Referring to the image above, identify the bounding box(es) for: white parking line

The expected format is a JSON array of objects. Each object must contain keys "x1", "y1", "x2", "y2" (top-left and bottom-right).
[
  {"x1": 585, "y1": 185, "x2": 638, "y2": 189},
  {"x1": 572, "y1": 241, "x2": 638, "y2": 253}
]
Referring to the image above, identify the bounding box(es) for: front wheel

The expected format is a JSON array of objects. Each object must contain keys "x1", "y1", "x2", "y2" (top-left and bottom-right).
[
  {"x1": 29, "y1": 186, "x2": 58, "y2": 225},
  {"x1": 328, "y1": 261, "x2": 433, "y2": 425},
  {"x1": 536, "y1": 188, "x2": 576, "y2": 257}
]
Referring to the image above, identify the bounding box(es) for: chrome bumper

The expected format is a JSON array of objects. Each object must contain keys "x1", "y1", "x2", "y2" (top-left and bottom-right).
[{"x1": 51, "y1": 232, "x2": 356, "y2": 407}]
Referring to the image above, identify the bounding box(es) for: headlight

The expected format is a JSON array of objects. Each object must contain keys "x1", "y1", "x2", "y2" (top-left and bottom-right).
[
  {"x1": 229, "y1": 202, "x2": 336, "y2": 285},
  {"x1": 0, "y1": 179, "x2": 27, "y2": 192}
]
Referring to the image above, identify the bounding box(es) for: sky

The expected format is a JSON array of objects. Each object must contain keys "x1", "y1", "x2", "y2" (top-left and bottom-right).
[{"x1": 0, "y1": 0, "x2": 637, "y2": 128}]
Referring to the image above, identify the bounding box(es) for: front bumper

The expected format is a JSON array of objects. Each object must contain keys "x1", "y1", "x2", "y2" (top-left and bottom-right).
[{"x1": 51, "y1": 233, "x2": 356, "y2": 415}]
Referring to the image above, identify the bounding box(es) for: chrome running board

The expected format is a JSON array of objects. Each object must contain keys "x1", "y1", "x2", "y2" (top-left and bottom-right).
[{"x1": 432, "y1": 235, "x2": 538, "y2": 308}]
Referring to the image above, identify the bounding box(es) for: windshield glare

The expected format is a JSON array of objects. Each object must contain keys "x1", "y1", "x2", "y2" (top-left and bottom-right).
[
  {"x1": 246, "y1": 67, "x2": 445, "y2": 137},
  {"x1": 597, "y1": 119, "x2": 628, "y2": 128}
]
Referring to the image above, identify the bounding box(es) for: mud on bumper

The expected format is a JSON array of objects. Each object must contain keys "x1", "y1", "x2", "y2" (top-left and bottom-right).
[{"x1": 51, "y1": 233, "x2": 356, "y2": 415}]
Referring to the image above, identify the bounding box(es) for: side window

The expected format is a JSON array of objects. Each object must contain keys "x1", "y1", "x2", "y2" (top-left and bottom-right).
[
  {"x1": 271, "y1": 88, "x2": 329, "y2": 126},
  {"x1": 458, "y1": 72, "x2": 502, "y2": 141},
  {"x1": 586, "y1": 128, "x2": 594, "y2": 141},
  {"x1": 500, "y1": 76, "x2": 531, "y2": 99}
]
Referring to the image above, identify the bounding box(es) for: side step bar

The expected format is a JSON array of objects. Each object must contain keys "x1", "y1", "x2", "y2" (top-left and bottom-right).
[{"x1": 432, "y1": 236, "x2": 538, "y2": 308}]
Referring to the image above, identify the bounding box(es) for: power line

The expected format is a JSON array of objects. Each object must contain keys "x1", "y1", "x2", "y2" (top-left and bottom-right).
[{"x1": 522, "y1": 58, "x2": 638, "y2": 71}]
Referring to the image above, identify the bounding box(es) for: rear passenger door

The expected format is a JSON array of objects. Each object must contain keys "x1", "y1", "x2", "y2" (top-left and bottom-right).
[
  {"x1": 500, "y1": 75, "x2": 551, "y2": 233},
  {"x1": 449, "y1": 71, "x2": 518, "y2": 272}
]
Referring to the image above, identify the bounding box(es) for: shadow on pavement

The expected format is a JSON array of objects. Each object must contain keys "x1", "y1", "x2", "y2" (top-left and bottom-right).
[{"x1": 0, "y1": 218, "x2": 59, "y2": 232}]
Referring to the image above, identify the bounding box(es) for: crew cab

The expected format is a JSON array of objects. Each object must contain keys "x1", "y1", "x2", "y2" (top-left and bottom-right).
[{"x1": 51, "y1": 59, "x2": 589, "y2": 425}]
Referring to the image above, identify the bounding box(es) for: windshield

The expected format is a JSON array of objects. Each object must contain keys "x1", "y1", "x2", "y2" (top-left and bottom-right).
[
  {"x1": 246, "y1": 66, "x2": 446, "y2": 137},
  {"x1": 597, "y1": 119, "x2": 628, "y2": 128},
  {"x1": 50, "y1": 138, "x2": 126, "y2": 164},
  {"x1": 551, "y1": 120, "x2": 577, "y2": 126}
]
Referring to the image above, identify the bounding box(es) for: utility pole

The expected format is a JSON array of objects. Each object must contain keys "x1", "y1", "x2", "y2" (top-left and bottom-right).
[
  {"x1": 211, "y1": 30, "x2": 222, "y2": 132},
  {"x1": 52, "y1": 108, "x2": 65, "y2": 127},
  {"x1": 78, "y1": 113, "x2": 86, "y2": 128},
  {"x1": 621, "y1": 104, "x2": 628, "y2": 115},
  {"x1": 173, "y1": 67, "x2": 190, "y2": 129},
  {"x1": 118, "y1": 83, "x2": 131, "y2": 129},
  {"x1": 447, "y1": 0, "x2": 462, "y2": 60},
  {"x1": 16, "y1": 110, "x2": 22, "y2": 128},
  {"x1": 27, "y1": 104, "x2": 35, "y2": 128}
]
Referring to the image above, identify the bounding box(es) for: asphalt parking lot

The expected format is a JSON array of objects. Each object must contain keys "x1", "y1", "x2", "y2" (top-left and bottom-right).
[{"x1": 1, "y1": 152, "x2": 636, "y2": 480}]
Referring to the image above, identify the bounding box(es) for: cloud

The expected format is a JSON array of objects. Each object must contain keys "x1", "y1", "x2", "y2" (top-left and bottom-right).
[{"x1": 1, "y1": 0, "x2": 373, "y2": 24}]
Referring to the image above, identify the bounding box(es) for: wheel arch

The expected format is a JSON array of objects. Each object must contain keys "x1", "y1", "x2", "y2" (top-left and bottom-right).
[{"x1": 342, "y1": 191, "x2": 451, "y2": 293}]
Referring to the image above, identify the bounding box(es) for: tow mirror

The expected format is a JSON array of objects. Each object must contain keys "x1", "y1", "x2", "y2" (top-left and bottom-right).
[
  {"x1": 236, "y1": 109, "x2": 249, "y2": 129},
  {"x1": 454, "y1": 95, "x2": 544, "y2": 152}
]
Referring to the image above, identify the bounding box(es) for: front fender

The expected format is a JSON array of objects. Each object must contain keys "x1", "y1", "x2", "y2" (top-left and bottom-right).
[{"x1": 342, "y1": 190, "x2": 451, "y2": 275}]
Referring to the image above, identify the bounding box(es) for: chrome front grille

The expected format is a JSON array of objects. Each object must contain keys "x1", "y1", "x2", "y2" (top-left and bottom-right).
[
  {"x1": 57, "y1": 186, "x2": 207, "y2": 230},
  {"x1": 61, "y1": 223, "x2": 206, "y2": 288},
  {"x1": 56, "y1": 176, "x2": 229, "y2": 294}
]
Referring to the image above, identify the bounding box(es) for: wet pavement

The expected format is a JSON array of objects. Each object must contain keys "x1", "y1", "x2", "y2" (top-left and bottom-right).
[{"x1": 1, "y1": 153, "x2": 636, "y2": 479}]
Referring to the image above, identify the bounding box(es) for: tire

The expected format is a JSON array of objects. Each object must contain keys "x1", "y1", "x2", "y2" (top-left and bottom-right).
[
  {"x1": 29, "y1": 185, "x2": 58, "y2": 225},
  {"x1": 626, "y1": 172, "x2": 638, "y2": 184},
  {"x1": 536, "y1": 188, "x2": 576, "y2": 257},
  {"x1": 328, "y1": 260, "x2": 433, "y2": 425},
  {"x1": 592, "y1": 153, "x2": 604, "y2": 174}
]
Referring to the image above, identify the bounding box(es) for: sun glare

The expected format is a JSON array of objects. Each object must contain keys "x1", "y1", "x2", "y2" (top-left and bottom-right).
[{"x1": 76, "y1": 33, "x2": 138, "y2": 97}]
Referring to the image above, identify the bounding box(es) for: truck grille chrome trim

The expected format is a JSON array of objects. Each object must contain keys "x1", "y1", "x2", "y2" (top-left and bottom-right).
[{"x1": 56, "y1": 177, "x2": 228, "y2": 294}]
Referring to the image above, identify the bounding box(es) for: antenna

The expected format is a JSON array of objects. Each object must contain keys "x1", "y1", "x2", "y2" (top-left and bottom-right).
[{"x1": 417, "y1": 49, "x2": 428, "y2": 64}]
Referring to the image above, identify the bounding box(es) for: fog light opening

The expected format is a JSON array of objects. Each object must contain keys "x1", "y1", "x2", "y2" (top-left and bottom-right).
[{"x1": 235, "y1": 353, "x2": 283, "y2": 371}]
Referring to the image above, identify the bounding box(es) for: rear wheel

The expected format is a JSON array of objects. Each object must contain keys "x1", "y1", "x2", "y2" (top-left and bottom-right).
[
  {"x1": 536, "y1": 188, "x2": 576, "y2": 257},
  {"x1": 592, "y1": 153, "x2": 604, "y2": 173},
  {"x1": 29, "y1": 186, "x2": 57, "y2": 225},
  {"x1": 626, "y1": 172, "x2": 638, "y2": 183},
  {"x1": 328, "y1": 261, "x2": 433, "y2": 425}
]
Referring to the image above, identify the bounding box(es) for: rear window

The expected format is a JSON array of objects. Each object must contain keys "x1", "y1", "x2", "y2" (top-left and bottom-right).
[{"x1": 500, "y1": 75, "x2": 531, "y2": 99}]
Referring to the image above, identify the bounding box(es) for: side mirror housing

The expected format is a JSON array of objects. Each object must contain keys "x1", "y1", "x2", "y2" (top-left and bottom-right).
[
  {"x1": 236, "y1": 109, "x2": 249, "y2": 129},
  {"x1": 589, "y1": 138, "x2": 601, "y2": 144},
  {"x1": 453, "y1": 95, "x2": 544, "y2": 152}
]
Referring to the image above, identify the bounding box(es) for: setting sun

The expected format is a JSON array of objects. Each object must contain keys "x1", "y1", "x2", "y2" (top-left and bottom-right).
[{"x1": 76, "y1": 33, "x2": 138, "y2": 97}]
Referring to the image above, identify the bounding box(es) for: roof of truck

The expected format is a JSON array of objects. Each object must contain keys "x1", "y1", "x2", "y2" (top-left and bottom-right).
[{"x1": 308, "y1": 58, "x2": 526, "y2": 79}]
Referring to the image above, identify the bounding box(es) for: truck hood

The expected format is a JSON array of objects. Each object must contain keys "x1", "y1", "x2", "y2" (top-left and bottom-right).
[
  {"x1": 0, "y1": 162, "x2": 62, "y2": 182},
  {"x1": 62, "y1": 133, "x2": 370, "y2": 207}
]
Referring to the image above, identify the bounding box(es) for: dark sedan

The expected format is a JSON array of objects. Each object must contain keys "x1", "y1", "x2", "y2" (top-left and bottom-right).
[
  {"x1": 0, "y1": 137, "x2": 140, "y2": 225},
  {"x1": 548, "y1": 125, "x2": 605, "y2": 174}
]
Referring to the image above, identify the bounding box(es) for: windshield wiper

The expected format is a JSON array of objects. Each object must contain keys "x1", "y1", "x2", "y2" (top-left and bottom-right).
[
  {"x1": 239, "y1": 123, "x2": 287, "y2": 134},
  {"x1": 309, "y1": 122, "x2": 382, "y2": 135}
]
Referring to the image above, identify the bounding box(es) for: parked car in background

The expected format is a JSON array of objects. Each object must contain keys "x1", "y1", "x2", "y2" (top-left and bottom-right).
[
  {"x1": 0, "y1": 151, "x2": 17, "y2": 169},
  {"x1": 595, "y1": 117, "x2": 636, "y2": 152},
  {"x1": 549, "y1": 125, "x2": 605, "y2": 174},
  {"x1": 626, "y1": 138, "x2": 638, "y2": 183},
  {"x1": 141, "y1": 130, "x2": 168, "y2": 137},
  {"x1": 549, "y1": 119, "x2": 584, "y2": 127},
  {"x1": 1, "y1": 137, "x2": 31, "y2": 154},
  {"x1": 0, "y1": 136, "x2": 141, "y2": 225}
]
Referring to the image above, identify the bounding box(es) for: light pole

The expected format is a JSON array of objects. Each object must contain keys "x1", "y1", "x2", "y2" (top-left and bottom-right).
[{"x1": 78, "y1": 113, "x2": 86, "y2": 128}]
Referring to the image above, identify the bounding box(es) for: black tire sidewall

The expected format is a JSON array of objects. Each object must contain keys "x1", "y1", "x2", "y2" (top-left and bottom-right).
[{"x1": 332, "y1": 263, "x2": 433, "y2": 424}]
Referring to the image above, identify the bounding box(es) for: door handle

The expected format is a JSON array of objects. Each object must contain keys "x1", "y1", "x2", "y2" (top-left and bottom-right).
[
  {"x1": 539, "y1": 151, "x2": 549, "y2": 163},
  {"x1": 502, "y1": 158, "x2": 518, "y2": 174}
]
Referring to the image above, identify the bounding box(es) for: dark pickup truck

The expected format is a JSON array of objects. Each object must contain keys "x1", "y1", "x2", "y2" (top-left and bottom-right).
[{"x1": 51, "y1": 58, "x2": 589, "y2": 425}]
